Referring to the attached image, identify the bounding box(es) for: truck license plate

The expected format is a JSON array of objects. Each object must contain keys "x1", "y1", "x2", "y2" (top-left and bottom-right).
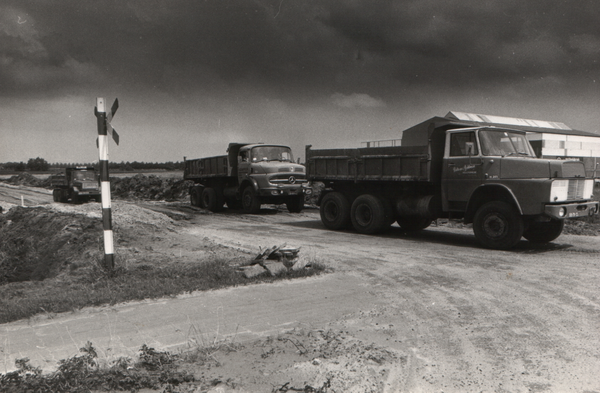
[{"x1": 568, "y1": 212, "x2": 579, "y2": 217}]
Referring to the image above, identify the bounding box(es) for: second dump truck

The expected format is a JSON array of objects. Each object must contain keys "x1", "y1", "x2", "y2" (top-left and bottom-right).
[
  {"x1": 50, "y1": 166, "x2": 101, "y2": 203},
  {"x1": 184, "y1": 143, "x2": 311, "y2": 213},
  {"x1": 306, "y1": 113, "x2": 599, "y2": 249}
]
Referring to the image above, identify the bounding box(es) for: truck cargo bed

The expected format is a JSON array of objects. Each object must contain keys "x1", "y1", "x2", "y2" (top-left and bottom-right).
[
  {"x1": 306, "y1": 145, "x2": 431, "y2": 182},
  {"x1": 184, "y1": 155, "x2": 230, "y2": 179}
]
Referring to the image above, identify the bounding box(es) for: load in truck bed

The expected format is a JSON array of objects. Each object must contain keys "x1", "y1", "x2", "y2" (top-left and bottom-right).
[{"x1": 307, "y1": 145, "x2": 431, "y2": 182}]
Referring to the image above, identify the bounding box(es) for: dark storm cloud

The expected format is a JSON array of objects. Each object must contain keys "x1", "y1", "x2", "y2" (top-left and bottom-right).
[{"x1": 1, "y1": 0, "x2": 599, "y2": 97}]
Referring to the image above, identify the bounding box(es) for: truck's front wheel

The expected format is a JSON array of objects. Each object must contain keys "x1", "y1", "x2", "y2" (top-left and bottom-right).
[
  {"x1": 242, "y1": 186, "x2": 261, "y2": 214},
  {"x1": 523, "y1": 219, "x2": 564, "y2": 244},
  {"x1": 351, "y1": 194, "x2": 391, "y2": 234},
  {"x1": 320, "y1": 192, "x2": 351, "y2": 230},
  {"x1": 473, "y1": 201, "x2": 524, "y2": 249}
]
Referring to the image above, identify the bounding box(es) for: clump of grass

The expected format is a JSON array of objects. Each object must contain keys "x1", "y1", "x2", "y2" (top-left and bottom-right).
[
  {"x1": 0, "y1": 342, "x2": 194, "y2": 393},
  {"x1": 0, "y1": 259, "x2": 328, "y2": 324}
]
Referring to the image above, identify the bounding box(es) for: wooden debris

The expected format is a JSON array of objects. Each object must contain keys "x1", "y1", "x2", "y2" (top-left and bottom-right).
[{"x1": 241, "y1": 244, "x2": 302, "y2": 277}]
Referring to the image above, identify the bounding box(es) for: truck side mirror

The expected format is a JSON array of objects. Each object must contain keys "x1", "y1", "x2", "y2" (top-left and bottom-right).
[{"x1": 465, "y1": 142, "x2": 475, "y2": 156}]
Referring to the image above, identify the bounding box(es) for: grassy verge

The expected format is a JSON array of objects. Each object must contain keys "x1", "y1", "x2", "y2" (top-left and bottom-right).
[
  {"x1": 0, "y1": 260, "x2": 327, "y2": 324},
  {"x1": 1, "y1": 342, "x2": 194, "y2": 393}
]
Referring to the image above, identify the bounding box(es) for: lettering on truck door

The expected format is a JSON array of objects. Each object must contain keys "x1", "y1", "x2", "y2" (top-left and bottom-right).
[{"x1": 442, "y1": 131, "x2": 484, "y2": 211}]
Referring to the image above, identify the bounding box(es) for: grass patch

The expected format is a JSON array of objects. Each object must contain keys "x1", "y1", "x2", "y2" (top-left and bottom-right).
[
  {"x1": 0, "y1": 259, "x2": 327, "y2": 324},
  {"x1": 0, "y1": 342, "x2": 195, "y2": 393}
]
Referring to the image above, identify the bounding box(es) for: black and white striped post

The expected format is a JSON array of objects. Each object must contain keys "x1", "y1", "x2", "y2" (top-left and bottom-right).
[{"x1": 94, "y1": 97, "x2": 119, "y2": 270}]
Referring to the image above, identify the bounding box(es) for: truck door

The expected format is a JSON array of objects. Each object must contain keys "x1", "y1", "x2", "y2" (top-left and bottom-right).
[
  {"x1": 442, "y1": 131, "x2": 484, "y2": 211},
  {"x1": 237, "y1": 149, "x2": 251, "y2": 180}
]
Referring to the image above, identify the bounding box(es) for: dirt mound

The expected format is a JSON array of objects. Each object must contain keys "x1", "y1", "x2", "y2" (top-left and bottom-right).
[
  {"x1": 111, "y1": 174, "x2": 191, "y2": 201},
  {"x1": 0, "y1": 206, "x2": 103, "y2": 283},
  {"x1": 2, "y1": 173, "x2": 52, "y2": 188}
]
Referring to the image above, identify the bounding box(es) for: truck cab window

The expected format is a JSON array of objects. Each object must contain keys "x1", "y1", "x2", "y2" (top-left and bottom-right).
[
  {"x1": 251, "y1": 146, "x2": 294, "y2": 162},
  {"x1": 450, "y1": 132, "x2": 478, "y2": 156},
  {"x1": 479, "y1": 130, "x2": 535, "y2": 157}
]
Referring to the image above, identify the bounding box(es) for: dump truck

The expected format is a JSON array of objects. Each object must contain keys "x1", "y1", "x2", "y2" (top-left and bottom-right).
[
  {"x1": 306, "y1": 115, "x2": 599, "y2": 249},
  {"x1": 184, "y1": 143, "x2": 311, "y2": 213},
  {"x1": 51, "y1": 166, "x2": 101, "y2": 203}
]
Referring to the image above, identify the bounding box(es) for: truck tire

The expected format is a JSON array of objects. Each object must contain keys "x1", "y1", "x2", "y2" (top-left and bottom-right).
[
  {"x1": 351, "y1": 194, "x2": 391, "y2": 234},
  {"x1": 523, "y1": 219, "x2": 564, "y2": 244},
  {"x1": 397, "y1": 216, "x2": 432, "y2": 231},
  {"x1": 60, "y1": 190, "x2": 69, "y2": 203},
  {"x1": 202, "y1": 187, "x2": 224, "y2": 212},
  {"x1": 242, "y1": 186, "x2": 261, "y2": 214},
  {"x1": 320, "y1": 192, "x2": 351, "y2": 230},
  {"x1": 286, "y1": 195, "x2": 304, "y2": 213},
  {"x1": 473, "y1": 201, "x2": 524, "y2": 249},
  {"x1": 190, "y1": 187, "x2": 203, "y2": 208},
  {"x1": 53, "y1": 189, "x2": 60, "y2": 202}
]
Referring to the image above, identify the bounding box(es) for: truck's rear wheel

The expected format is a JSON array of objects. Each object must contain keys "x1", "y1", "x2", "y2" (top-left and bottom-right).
[
  {"x1": 53, "y1": 189, "x2": 60, "y2": 202},
  {"x1": 242, "y1": 186, "x2": 261, "y2": 214},
  {"x1": 473, "y1": 201, "x2": 524, "y2": 249},
  {"x1": 397, "y1": 215, "x2": 432, "y2": 231},
  {"x1": 523, "y1": 219, "x2": 564, "y2": 244},
  {"x1": 286, "y1": 195, "x2": 304, "y2": 213},
  {"x1": 351, "y1": 194, "x2": 391, "y2": 234},
  {"x1": 190, "y1": 187, "x2": 203, "y2": 207},
  {"x1": 202, "y1": 187, "x2": 224, "y2": 212},
  {"x1": 320, "y1": 192, "x2": 351, "y2": 230}
]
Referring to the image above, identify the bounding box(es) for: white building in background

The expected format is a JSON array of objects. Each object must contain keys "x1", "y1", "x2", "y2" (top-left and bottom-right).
[{"x1": 363, "y1": 111, "x2": 600, "y2": 179}]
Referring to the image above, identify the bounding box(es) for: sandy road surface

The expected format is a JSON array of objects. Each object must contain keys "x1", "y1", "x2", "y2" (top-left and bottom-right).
[
  {"x1": 182, "y1": 208, "x2": 600, "y2": 392},
  {"x1": 1, "y1": 185, "x2": 599, "y2": 391}
]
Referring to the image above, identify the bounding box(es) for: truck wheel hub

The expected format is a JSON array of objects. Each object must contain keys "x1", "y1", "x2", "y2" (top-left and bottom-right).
[
  {"x1": 355, "y1": 205, "x2": 373, "y2": 226},
  {"x1": 483, "y1": 214, "x2": 506, "y2": 238}
]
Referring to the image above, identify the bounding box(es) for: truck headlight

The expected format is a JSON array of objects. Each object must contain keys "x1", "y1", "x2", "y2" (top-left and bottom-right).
[
  {"x1": 583, "y1": 179, "x2": 594, "y2": 199},
  {"x1": 558, "y1": 207, "x2": 566, "y2": 217},
  {"x1": 550, "y1": 180, "x2": 568, "y2": 202}
]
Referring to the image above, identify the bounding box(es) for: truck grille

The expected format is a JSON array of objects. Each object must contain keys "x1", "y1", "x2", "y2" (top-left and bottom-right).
[
  {"x1": 82, "y1": 181, "x2": 99, "y2": 190},
  {"x1": 269, "y1": 174, "x2": 308, "y2": 184},
  {"x1": 568, "y1": 179, "x2": 586, "y2": 200}
]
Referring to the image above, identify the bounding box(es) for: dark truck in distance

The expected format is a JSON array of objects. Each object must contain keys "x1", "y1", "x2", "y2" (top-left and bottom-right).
[
  {"x1": 184, "y1": 143, "x2": 311, "y2": 213},
  {"x1": 306, "y1": 117, "x2": 599, "y2": 249},
  {"x1": 51, "y1": 166, "x2": 101, "y2": 203}
]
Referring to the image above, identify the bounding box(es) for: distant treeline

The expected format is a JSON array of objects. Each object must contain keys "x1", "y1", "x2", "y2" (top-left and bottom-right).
[{"x1": 0, "y1": 158, "x2": 184, "y2": 172}]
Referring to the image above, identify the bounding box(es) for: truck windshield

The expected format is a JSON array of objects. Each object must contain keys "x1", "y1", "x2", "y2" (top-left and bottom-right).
[
  {"x1": 73, "y1": 171, "x2": 97, "y2": 181},
  {"x1": 479, "y1": 130, "x2": 534, "y2": 157},
  {"x1": 251, "y1": 146, "x2": 294, "y2": 162}
]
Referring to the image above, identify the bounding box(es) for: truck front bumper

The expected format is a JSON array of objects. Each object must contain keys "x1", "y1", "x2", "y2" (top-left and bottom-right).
[
  {"x1": 545, "y1": 201, "x2": 599, "y2": 219},
  {"x1": 258, "y1": 185, "x2": 312, "y2": 197}
]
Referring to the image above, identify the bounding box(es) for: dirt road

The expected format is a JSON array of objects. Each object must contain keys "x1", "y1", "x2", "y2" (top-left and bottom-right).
[
  {"x1": 181, "y1": 208, "x2": 600, "y2": 392},
  {"x1": 1, "y1": 183, "x2": 599, "y2": 392}
]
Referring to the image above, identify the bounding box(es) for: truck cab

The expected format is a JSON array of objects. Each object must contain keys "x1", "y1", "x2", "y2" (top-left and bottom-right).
[{"x1": 441, "y1": 127, "x2": 598, "y2": 248}]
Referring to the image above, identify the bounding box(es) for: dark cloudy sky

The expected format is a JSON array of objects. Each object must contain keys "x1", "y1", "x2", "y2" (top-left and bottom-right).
[{"x1": 1, "y1": 0, "x2": 599, "y2": 164}]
